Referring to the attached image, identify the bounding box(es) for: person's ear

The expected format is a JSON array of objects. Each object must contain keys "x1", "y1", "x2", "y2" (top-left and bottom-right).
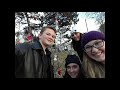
[{"x1": 38, "y1": 33, "x2": 42, "y2": 39}]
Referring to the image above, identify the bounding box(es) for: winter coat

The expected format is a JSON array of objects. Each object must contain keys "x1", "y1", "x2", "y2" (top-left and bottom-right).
[{"x1": 15, "y1": 40, "x2": 54, "y2": 78}]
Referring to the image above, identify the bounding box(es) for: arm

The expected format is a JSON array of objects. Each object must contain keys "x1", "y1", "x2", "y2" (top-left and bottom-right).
[{"x1": 15, "y1": 43, "x2": 30, "y2": 77}]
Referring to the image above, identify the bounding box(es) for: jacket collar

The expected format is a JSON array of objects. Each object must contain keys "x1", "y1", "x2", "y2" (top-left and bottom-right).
[
  {"x1": 31, "y1": 40, "x2": 51, "y2": 56},
  {"x1": 31, "y1": 40, "x2": 43, "y2": 50}
]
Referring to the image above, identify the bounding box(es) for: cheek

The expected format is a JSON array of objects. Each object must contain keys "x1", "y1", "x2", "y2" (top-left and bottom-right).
[
  {"x1": 86, "y1": 52, "x2": 92, "y2": 58},
  {"x1": 102, "y1": 45, "x2": 105, "y2": 52},
  {"x1": 76, "y1": 35, "x2": 79, "y2": 38},
  {"x1": 67, "y1": 69, "x2": 70, "y2": 74},
  {"x1": 102, "y1": 42, "x2": 105, "y2": 51},
  {"x1": 86, "y1": 53, "x2": 97, "y2": 60},
  {"x1": 76, "y1": 68, "x2": 80, "y2": 73},
  {"x1": 73, "y1": 37, "x2": 80, "y2": 41},
  {"x1": 72, "y1": 67, "x2": 79, "y2": 73},
  {"x1": 76, "y1": 37, "x2": 80, "y2": 40},
  {"x1": 97, "y1": 46, "x2": 105, "y2": 54},
  {"x1": 41, "y1": 35, "x2": 47, "y2": 40}
]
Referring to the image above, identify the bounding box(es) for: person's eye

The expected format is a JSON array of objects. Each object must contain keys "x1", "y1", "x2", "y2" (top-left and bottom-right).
[
  {"x1": 46, "y1": 33, "x2": 51, "y2": 36},
  {"x1": 94, "y1": 41, "x2": 102, "y2": 45},
  {"x1": 52, "y1": 35, "x2": 56, "y2": 38},
  {"x1": 85, "y1": 45, "x2": 92, "y2": 49},
  {"x1": 73, "y1": 65, "x2": 77, "y2": 68},
  {"x1": 67, "y1": 66, "x2": 71, "y2": 69}
]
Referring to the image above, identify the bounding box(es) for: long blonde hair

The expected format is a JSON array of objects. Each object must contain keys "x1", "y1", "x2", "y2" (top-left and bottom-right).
[{"x1": 82, "y1": 52, "x2": 105, "y2": 78}]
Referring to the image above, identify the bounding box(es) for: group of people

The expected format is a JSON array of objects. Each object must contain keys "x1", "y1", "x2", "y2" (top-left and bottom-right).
[
  {"x1": 64, "y1": 30, "x2": 105, "y2": 78},
  {"x1": 15, "y1": 25, "x2": 105, "y2": 78}
]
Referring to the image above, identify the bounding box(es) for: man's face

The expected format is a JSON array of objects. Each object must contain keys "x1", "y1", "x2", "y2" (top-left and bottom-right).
[
  {"x1": 71, "y1": 32, "x2": 80, "y2": 41},
  {"x1": 39, "y1": 28, "x2": 56, "y2": 48}
]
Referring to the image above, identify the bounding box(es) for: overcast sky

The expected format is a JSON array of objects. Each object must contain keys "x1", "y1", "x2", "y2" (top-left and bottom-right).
[{"x1": 70, "y1": 12, "x2": 100, "y2": 33}]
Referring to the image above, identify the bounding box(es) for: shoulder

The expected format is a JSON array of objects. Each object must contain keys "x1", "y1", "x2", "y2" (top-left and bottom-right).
[
  {"x1": 15, "y1": 43, "x2": 32, "y2": 55},
  {"x1": 15, "y1": 43, "x2": 32, "y2": 50}
]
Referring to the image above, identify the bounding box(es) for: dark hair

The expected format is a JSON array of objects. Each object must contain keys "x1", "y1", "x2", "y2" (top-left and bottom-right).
[{"x1": 40, "y1": 26, "x2": 56, "y2": 34}]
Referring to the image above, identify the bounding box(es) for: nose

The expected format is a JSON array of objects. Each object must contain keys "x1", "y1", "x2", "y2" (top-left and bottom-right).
[
  {"x1": 69, "y1": 68, "x2": 74, "y2": 72},
  {"x1": 72, "y1": 35, "x2": 77, "y2": 40},
  {"x1": 91, "y1": 47, "x2": 99, "y2": 54}
]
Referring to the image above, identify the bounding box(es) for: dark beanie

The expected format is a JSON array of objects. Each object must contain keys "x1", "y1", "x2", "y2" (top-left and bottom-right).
[
  {"x1": 65, "y1": 55, "x2": 81, "y2": 67},
  {"x1": 81, "y1": 31, "x2": 105, "y2": 48}
]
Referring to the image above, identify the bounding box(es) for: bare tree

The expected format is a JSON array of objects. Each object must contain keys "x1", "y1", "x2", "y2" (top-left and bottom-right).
[
  {"x1": 85, "y1": 12, "x2": 105, "y2": 25},
  {"x1": 85, "y1": 12, "x2": 105, "y2": 33}
]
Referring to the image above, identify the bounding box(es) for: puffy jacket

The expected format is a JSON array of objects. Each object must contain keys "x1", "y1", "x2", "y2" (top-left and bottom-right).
[{"x1": 15, "y1": 40, "x2": 54, "y2": 78}]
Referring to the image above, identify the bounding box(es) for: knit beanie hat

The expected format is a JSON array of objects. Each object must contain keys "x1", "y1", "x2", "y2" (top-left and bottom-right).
[
  {"x1": 65, "y1": 54, "x2": 81, "y2": 67},
  {"x1": 71, "y1": 29, "x2": 80, "y2": 33},
  {"x1": 81, "y1": 31, "x2": 105, "y2": 48}
]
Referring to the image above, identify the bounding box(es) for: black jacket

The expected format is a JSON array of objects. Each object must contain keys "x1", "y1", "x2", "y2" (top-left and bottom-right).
[
  {"x1": 15, "y1": 40, "x2": 54, "y2": 78},
  {"x1": 71, "y1": 33, "x2": 84, "y2": 62}
]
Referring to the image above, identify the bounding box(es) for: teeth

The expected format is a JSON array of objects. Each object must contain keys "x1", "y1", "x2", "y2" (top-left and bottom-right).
[
  {"x1": 96, "y1": 52, "x2": 102, "y2": 56},
  {"x1": 97, "y1": 53, "x2": 101, "y2": 55}
]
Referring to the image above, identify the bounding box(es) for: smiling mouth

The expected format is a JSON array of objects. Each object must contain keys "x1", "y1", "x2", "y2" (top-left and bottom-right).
[
  {"x1": 92, "y1": 51, "x2": 101, "y2": 56},
  {"x1": 95, "y1": 52, "x2": 102, "y2": 57},
  {"x1": 47, "y1": 39, "x2": 52, "y2": 42},
  {"x1": 70, "y1": 73, "x2": 77, "y2": 75}
]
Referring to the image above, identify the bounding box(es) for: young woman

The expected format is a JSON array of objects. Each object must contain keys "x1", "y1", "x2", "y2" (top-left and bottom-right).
[
  {"x1": 71, "y1": 29, "x2": 85, "y2": 62},
  {"x1": 63, "y1": 54, "x2": 85, "y2": 78},
  {"x1": 81, "y1": 31, "x2": 105, "y2": 78}
]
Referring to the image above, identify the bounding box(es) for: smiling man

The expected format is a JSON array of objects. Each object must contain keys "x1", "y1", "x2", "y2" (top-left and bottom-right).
[{"x1": 15, "y1": 26, "x2": 56, "y2": 78}]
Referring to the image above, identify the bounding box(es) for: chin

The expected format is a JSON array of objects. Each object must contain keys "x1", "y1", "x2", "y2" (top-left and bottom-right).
[
  {"x1": 95, "y1": 58, "x2": 105, "y2": 62},
  {"x1": 71, "y1": 76, "x2": 76, "y2": 78},
  {"x1": 92, "y1": 54, "x2": 105, "y2": 62},
  {"x1": 45, "y1": 41, "x2": 51, "y2": 44},
  {"x1": 99, "y1": 55, "x2": 105, "y2": 62},
  {"x1": 75, "y1": 39, "x2": 80, "y2": 41}
]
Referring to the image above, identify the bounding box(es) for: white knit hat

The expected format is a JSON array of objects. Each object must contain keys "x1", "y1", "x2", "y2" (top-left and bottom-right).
[
  {"x1": 71, "y1": 26, "x2": 80, "y2": 34},
  {"x1": 72, "y1": 29, "x2": 79, "y2": 33}
]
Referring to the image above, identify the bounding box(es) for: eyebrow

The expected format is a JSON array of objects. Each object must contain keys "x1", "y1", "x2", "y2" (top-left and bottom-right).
[
  {"x1": 86, "y1": 41, "x2": 97, "y2": 45},
  {"x1": 85, "y1": 45, "x2": 93, "y2": 47},
  {"x1": 46, "y1": 32, "x2": 56, "y2": 37},
  {"x1": 67, "y1": 64, "x2": 78, "y2": 67}
]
